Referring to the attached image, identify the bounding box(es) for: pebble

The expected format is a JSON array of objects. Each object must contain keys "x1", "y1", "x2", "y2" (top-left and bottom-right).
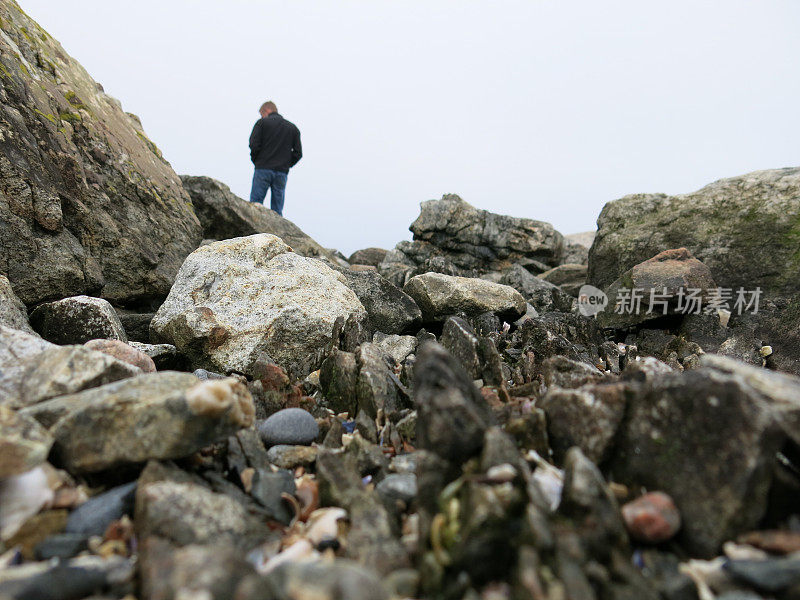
[
  {"x1": 34, "y1": 533, "x2": 89, "y2": 560},
  {"x1": 257, "y1": 408, "x2": 319, "y2": 447},
  {"x1": 724, "y1": 557, "x2": 800, "y2": 593},
  {"x1": 250, "y1": 469, "x2": 296, "y2": 525},
  {"x1": 65, "y1": 482, "x2": 137, "y2": 537},
  {"x1": 193, "y1": 368, "x2": 227, "y2": 381},
  {"x1": 84, "y1": 339, "x2": 155, "y2": 372},
  {"x1": 266, "y1": 445, "x2": 318, "y2": 469},
  {"x1": 376, "y1": 473, "x2": 417, "y2": 504},
  {"x1": 621, "y1": 491, "x2": 681, "y2": 543}
]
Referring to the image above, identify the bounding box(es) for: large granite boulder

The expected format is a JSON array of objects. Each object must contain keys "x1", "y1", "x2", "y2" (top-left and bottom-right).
[
  {"x1": 151, "y1": 234, "x2": 366, "y2": 379},
  {"x1": 403, "y1": 272, "x2": 526, "y2": 322},
  {"x1": 0, "y1": 2, "x2": 202, "y2": 306},
  {"x1": 387, "y1": 194, "x2": 565, "y2": 276},
  {"x1": 588, "y1": 167, "x2": 800, "y2": 373},
  {"x1": 21, "y1": 372, "x2": 254, "y2": 473},
  {"x1": 588, "y1": 167, "x2": 800, "y2": 295},
  {"x1": 180, "y1": 175, "x2": 333, "y2": 260}
]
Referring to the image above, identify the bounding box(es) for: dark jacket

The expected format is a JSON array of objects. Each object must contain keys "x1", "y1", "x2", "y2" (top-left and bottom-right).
[{"x1": 249, "y1": 113, "x2": 302, "y2": 173}]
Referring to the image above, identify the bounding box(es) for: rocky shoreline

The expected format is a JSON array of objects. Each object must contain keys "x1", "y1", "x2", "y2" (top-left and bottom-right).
[{"x1": 2, "y1": 2, "x2": 800, "y2": 599}]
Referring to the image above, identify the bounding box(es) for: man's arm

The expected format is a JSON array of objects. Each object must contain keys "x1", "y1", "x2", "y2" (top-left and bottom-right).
[
  {"x1": 249, "y1": 120, "x2": 262, "y2": 163},
  {"x1": 290, "y1": 127, "x2": 302, "y2": 167}
]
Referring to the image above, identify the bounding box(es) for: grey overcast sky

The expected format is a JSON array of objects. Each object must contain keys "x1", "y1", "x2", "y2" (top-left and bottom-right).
[{"x1": 21, "y1": 1, "x2": 800, "y2": 256}]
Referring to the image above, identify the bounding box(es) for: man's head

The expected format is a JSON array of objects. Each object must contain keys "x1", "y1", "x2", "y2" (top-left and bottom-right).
[{"x1": 259, "y1": 101, "x2": 277, "y2": 118}]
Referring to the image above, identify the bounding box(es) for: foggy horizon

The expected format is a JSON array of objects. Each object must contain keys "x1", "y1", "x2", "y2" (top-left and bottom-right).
[{"x1": 20, "y1": 0, "x2": 800, "y2": 256}]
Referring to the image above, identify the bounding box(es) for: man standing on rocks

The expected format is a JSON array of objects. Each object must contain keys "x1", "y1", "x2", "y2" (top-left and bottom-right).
[{"x1": 248, "y1": 101, "x2": 302, "y2": 216}]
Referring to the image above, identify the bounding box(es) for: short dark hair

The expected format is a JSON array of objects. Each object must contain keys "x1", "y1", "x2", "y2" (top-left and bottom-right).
[{"x1": 260, "y1": 101, "x2": 277, "y2": 113}]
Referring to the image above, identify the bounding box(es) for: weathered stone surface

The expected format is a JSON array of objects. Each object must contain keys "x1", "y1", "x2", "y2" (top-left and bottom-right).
[
  {"x1": 84, "y1": 338, "x2": 156, "y2": 372},
  {"x1": 697, "y1": 353, "x2": 800, "y2": 446},
  {"x1": 255, "y1": 560, "x2": 390, "y2": 600},
  {"x1": 65, "y1": 481, "x2": 136, "y2": 537},
  {"x1": 128, "y1": 341, "x2": 182, "y2": 370},
  {"x1": 16, "y1": 345, "x2": 141, "y2": 408},
  {"x1": 22, "y1": 373, "x2": 254, "y2": 472},
  {"x1": 406, "y1": 194, "x2": 565, "y2": 273},
  {"x1": 348, "y1": 247, "x2": 388, "y2": 267},
  {"x1": 250, "y1": 468, "x2": 296, "y2": 524},
  {"x1": 609, "y1": 362, "x2": 785, "y2": 556},
  {"x1": 540, "y1": 355, "x2": 606, "y2": 390},
  {"x1": 334, "y1": 266, "x2": 422, "y2": 334},
  {"x1": 508, "y1": 312, "x2": 606, "y2": 373},
  {"x1": 563, "y1": 231, "x2": 594, "y2": 265},
  {"x1": 373, "y1": 332, "x2": 417, "y2": 365},
  {"x1": 539, "y1": 383, "x2": 628, "y2": 464},
  {"x1": 414, "y1": 341, "x2": 495, "y2": 463},
  {"x1": 500, "y1": 264, "x2": 574, "y2": 313},
  {"x1": 0, "y1": 275, "x2": 33, "y2": 334},
  {"x1": 404, "y1": 272, "x2": 526, "y2": 322},
  {"x1": 538, "y1": 263, "x2": 588, "y2": 297},
  {"x1": 180, "y1": 175, "x2": 333, "y2": 260},
  {"x1": 135, "y1": 462, "x2": 269, "y2": 550},
  {"x1": 597, "y1": 248, "x2": 717, "y2": 329},
  {"x1": 151, "y1": 234, "x2": 366, "y2": 379},
  {"x1": 0, "y1": 405, "x2": 53, "y2": 478},
  {"x1": 139, "y1": 538, "x2": 255, "y2": 600},
  {"x1": 540, "y1": 382, "x2": 629, "y2": 464},
  {"x1": 30, "y1": 296, "x2": 128, "y2": 344},
  {"x1": 115, "y1": 309, "x2": 154, "y2": 343},
  {"x1": 0, "y1": 2, "x2": 202, "y2": 306},
  {"x1": 0, "y1": 325, "x2": 55, "y2": 405},
  {"x1": 440, "y1": 316, "x2": 481, "y2": 379},
  {"x1": 356, "y1": 342, "x2": 405, "y2": 418},
  {"x1": 319, "y1": 349, "x2": 358, "y2": 415}
]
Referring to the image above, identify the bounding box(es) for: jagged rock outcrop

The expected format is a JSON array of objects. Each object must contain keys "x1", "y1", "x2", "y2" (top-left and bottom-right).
[
  {"x1": 180, "y1": 175, "x2": 333, "y2": 261},
  {"x1": 380, "y1": 194, "x2": 565, "y2": 280},
  {"x1": 0, "y1": 1, "x2": 202, "y2": 307}
]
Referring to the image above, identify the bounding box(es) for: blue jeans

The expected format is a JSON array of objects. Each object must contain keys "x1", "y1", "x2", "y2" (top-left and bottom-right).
[{"x1": 249, "y1": 168, "x2": 288, "y2": 215}]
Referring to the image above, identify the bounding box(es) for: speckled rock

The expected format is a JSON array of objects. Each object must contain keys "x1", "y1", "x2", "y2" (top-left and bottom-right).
[
  {"x1": 0, "y1": 406, "x2": 53, "y2": 479},
  {"x1": 16, "y1": 345, "x2": 141, "y2": 408},
  {"x1": 22, "y1": 372, "x2": 254, "y2": 473},
  {"x1": 0, "y1": 325, "x2": 55, "y2": 405},
  {"x1": 151, "y1": 234, "x2": 367, "y2": 379},
  {"x1": 403, "y1": 272, "x2": 526, "y2": 322},
  {"x1": 30, "y1": 296, "x2": 128, "y2": 344},
  {"x1": 0, "y1": 275, "x2": 34, "y2": 334}
]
